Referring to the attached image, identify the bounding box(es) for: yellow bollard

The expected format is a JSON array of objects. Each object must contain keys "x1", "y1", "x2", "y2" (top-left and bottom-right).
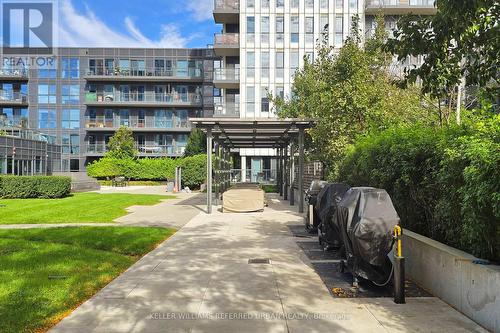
[{"x1": 393, "y1": 223, "x2": 405, "y2": 304}]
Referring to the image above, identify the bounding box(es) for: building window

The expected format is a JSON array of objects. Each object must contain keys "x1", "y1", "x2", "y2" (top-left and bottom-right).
[
  {"x1": 247, "y1": 0, "x2": 254, "y2": 8},
  {"x1": 246, "y1": 52, "x2": 255, "y2": 79},
  {"x1": 261, "y1": 16, "x2": 270, "y2": 44},
  {"x1": 275, "y1": 52, "x2": 284, "y2": 79},
  {"x1": 276, "y1": 86, "x2": 284, "y2": 99},
  {"x1": 247, "y1": 16, "x2": 255, "y2": 43},
  {"x1": 62, "y1": 84, "x2": 80, "y2": 104},
  {"x1": 291, "y1": 0, "x2": 299, "y2": 8},
  {"x1": 261, "y1": 0, "x2": 269, "y2": 8},
  {"x1": 38, "y1": 84, "x2": 56, "y2": 104},
  {"x1": 176, "y1": 60, "x2": 188, "y2": 77},
  {"x1": 335, "y1": 15, "x2": 343, "y2": 44},
  {"x1": 261, "y1": 87, "x2": 269, "y2": 113},
  {"x1": 246, "y1": 86, "x2": 255, "y2": 115},
  {"x1": 306, "y1": 0, "x2": 314, "y2": 9},
  {"x1": 62, "y1": 134, "x2": 80, "y2": 155},
  {"x1": 62, "y1": 109, "x2": 80, "y2": 129},
  {"x1": 276, "y1": 16, "x2": 284, "y2": 43},
  {"x1": 336, "y1": 0, "x2": 343, "y2": 10},
  {"x1": 0, "y1": 107, "x2": 27, "y2": 127},
  {"x1": 61, "y1": 58, "x2": 79, "y2": 79},
  {"x1": 349, "y1": 0, "x2": 357, "y2": 10},
  {"x1": 320, "y1": 14, "x2": 329, "y2": 42},
  {"x1": 276, "y1": 0, "x2": 284, "y2": 8},
  {"x1": 290, "y1": 51, "x2": 299, "y2": 74},
  {"x1": 291, "y1": 16, "x2": 299, "y2": 43},
  {"x1": 320, "y1": 0, "x2": 328, "y2": 9},
  {"x1": 305, "y1": 17, "x2": 314, "y2": 45},
  {"x1": 306, "y1": 52, "x2": 314, "y2": 62},
  {"x1": 38, "y1": 109, "x2": 56, "y2": 129},
  {"x1": 38, "y1": 62, "x2": 56, "y2": 78},
  {"x1": 261, "y1": 52, "x2": 270, "y2": 79}
]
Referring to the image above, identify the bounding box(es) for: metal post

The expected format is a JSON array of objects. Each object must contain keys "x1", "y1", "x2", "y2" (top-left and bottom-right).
[
  {"x1": 283, "y1": 144, "x2": 288, "y2": 200},
  {"x1": 289, "y1": 141, "x2": 295, "y2": 206},
  {"x1": 278, "y1": 148, "x2": 283, "y2": 196},
  {"x1": 214, "y1": 141, "x2": 220, "y2": 204},
  {"x1": 394, "y1": 224, "x2": 406, "y2": 304},
  {"x1": 206, "y1": 128, "x2": 213, "y2": 214},
  {"x1": 178, "y1": 167, "x2": 182, "y2": 191},
  {"x1": 298, "y1": 128, "x2": 305, "y2": 213}
]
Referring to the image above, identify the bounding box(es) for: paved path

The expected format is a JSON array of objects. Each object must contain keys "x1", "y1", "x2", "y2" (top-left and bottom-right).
[{"x1": 50, "y1": 194, "x2": 487, "y2": 333}]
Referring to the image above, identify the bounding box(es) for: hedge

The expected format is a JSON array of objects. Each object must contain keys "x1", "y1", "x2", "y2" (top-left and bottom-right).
[
  {"x1": 0, "y1": 176, "x2": 71, "y2": 199},
  {"x1": 338, "y1": 116, "x2": 500, "y2": 262},
  {"x1": 86, "y1": 154, "x2": 207, "y2": 189}
]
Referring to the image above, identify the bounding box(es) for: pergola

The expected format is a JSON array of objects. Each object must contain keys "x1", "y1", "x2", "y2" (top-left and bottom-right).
[{"x1": 189, "y1": 118, "x2": 315, "y2": 214}]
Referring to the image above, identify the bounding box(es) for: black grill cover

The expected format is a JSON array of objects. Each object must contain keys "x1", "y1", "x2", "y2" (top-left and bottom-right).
[
  {"x1": 306, "y1": 180, "x2": 328, "y2": 206},
  {"x1": 333, "y1": 187, "x2": 399, "y2": 284},
  {"x1": 315, "y1": 183, "x2": 351, "y2": 233}
]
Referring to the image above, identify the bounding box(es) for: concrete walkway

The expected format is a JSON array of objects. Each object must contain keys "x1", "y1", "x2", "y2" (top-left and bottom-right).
[{"x1": 50, "y1": 194, "x2": 487, "y2": 333}]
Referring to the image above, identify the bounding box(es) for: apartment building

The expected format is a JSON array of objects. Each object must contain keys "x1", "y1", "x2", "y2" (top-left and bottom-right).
[
  {"x1": 213, "y1": 0, "x2": 436, "y2": 179},
  {"x1": 1, "y1": 48, "x2": 217, "y2": 172}
]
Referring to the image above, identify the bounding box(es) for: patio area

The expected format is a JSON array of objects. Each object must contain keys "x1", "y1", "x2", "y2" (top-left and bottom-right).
[{"x1": 50, "y1": 194, "x2": 486, "y2": 333}]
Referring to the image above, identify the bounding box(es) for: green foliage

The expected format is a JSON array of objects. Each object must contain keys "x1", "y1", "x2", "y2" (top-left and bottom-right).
[
  {"x1": 338, "y1": 116, "x2": 500, "y2": 261},
  {"x1": 184, "y1": 129, "x2": 206, "y2": 156},
  {"x1": 386, "y1": 1, "x2": 499, "y2": 112},
  {"x1": 273, "y1": 15, "x2": 435, "y2": 179},
  {"x1": 87, "y1": 155, "x2": 207, "y2": 188},
  {"x1": 106, "y1": 126, "x2": 137, "y2": 159},
  {"x1": 0, "y1": 130, "x2": 7, "y2": 136},
  {"x1": 261, "y1": 184, "x2": 278, "y2": 193},
  {"x1": 0, "y1": 176, "x2": 71, "y2": 199}
]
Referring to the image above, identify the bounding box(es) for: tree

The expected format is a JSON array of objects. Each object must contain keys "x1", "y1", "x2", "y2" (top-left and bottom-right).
[
  {"x1": 184, "y1": 129, "x2": 206, "y2": 156},
  {"x1": 106, "y1": 126, "x2": 136, "y2": 159},
  {"x1": 272, "y1": 15, "x2": 434, "y2": 178},
  {"x1": 385, "y1": 1, "x2": 499, "y2": 123}
]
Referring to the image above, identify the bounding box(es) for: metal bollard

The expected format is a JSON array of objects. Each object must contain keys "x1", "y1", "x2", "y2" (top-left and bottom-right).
[{"x1": 393, "y1": 224, "x2": 405, "y2": 304}]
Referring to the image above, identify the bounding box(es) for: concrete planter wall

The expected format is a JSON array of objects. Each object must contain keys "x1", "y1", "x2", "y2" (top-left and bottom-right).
[{"x1": 403, "y1": 230, "x2": 500, "y2": 333}]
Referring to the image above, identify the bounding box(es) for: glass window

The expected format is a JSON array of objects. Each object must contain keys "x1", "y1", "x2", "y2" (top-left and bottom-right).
[
  {"x1": 349, "y1": 0, "x2": 357, "y2": 9},
  {"x1": 62, "y1": 84, "x2": 80, "y2": 104},
  {"x1": 320, "y1": 0, "x2": 328, "y2": 9},
  {"x1": 61, "y1": 58, "x2": 79, "y2": 78},
  {"x1": 276, "y1": 16, "x2": 284, "y2": 43},
  {"x1": 291, "y1": 16, "x2": 299, "y2": 43},
  {"x1": 276, "y1": 0, "x2": 284, "y2": 8},
  {"x1": 320, "y1": 14, "x2": 329, "y2": 32},
  {"x1": 291, "y1": 51, "x2": 299, "y2": 73},
  {"x1": 276, "y1": 86, "x2": 284, "y2": 99},
  {"x1": 336, "y1": 0, "x2": 343, "y2": 9},
  {"x1": 246, "y1": 86, "x2": 255, "y2": 114},
  {"x1": 38, "y1": 84, "x2": 56, "y2": 104},
  {"x1": 306, "y1": 0, "x2": 314, "y2": 9},
  {"x1": 246, "y1": 52, "x2": 255, "y2": 79},
  {"x1": 261, "y1": 16, "x2": 270, "y2": 44},
  {"x1": 291, "y1": 0, "x2": 299, "y2": 8},
  {"x1": 261, "y1": 87, "x2": 269, "y2": 113},
  {"x1": 247, "y1": 0, "x2": 254, "y2": 8},
  {"x1": 247, "y1": 16, "x2": 255, "y2": 43},
  {"x1": 275, "y1": 52, "x2": 284, "y2": 79},
  {"x1": 261, "y1": 52, "x2": 270, "y2": 78},
  {"x1": 335, "y1": 15, "x2": 344, "y2": 44},
  {"x1": 62, "y1": 134, "x2": 80, "y2": 155},
  {"x1": 176, "y1": 60, "x2": 188, "y2": 77},
  {"x1": 261, "y1": 0, "x2": 269, "y2": 8},
  {"x1": 305, "y1": 17, "x2": 314, "y2": 45},
  {"x1": 38, "y1": 63, "x2": 56, "y2": 79},
  {"x1": 38, "y1": 109, "x2": 56, "y2": 129},
  {"x1": 62, "y1": 109, "x2": 80, "y2": 129}
]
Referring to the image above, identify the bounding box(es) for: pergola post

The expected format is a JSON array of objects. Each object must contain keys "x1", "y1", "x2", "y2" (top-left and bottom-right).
[
  {"x1": 214, "y1": 139, "x2": 220, "y2": 204},
  {"x1": 278, "y1": 147, "x2": 283, "y2": 196},
  {"x1": 290, "y1": 140, "x2": 295, "y2": 206},
  {"x1": 206, "y1": 128, "x2": 213, "y2": 214},
  {"x1": 283, "y1": 143, "x2": 288, "y2": 200},
  {"x1": 298, "y1": 127, "x2": 305, "y2": 214}
]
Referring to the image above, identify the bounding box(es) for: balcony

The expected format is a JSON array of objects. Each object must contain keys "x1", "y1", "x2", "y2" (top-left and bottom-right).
[
  {"x1": 213, "y1": 0, "x2": 239, "y2": 24},
  {"x1": 84, "y1": 116, "x2": 191, "y2": 131},
  {"x1": 83, "y1": 67, "x2": 203, "y2": 82},
  {"x1": 86, "y1": 143, "x2": 186, "y2": 157},
  {"x1": 0, "y1": 68, "x2": 29, "y2": 81},
  {"x1": 213, "y1": 68, "x2": 240, "y2": 89},
  {"x1": 84, "y1": 92, "x2": 202, "y2": 107},
  {"x1": 0, "y1": 92, "x2": 28, "y2": 106},
  {"x1": 214, "y1": 33, "x2": 239, "y2": 57},
  {"x1": 365, "y1": 0, "x2": 437, "y2": 15},
  {"x1": 214, "y1": 102, "x2": 240, "y2": 118}
]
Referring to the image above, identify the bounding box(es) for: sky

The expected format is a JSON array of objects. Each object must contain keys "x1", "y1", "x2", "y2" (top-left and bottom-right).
[{"x1": 55, "y1": 0, "x2": 220, "y2": 48}]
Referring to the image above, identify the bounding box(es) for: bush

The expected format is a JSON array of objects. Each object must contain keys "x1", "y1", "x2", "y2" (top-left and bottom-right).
[
  {"x1": 87, "y1": 155, "x2": 207, "y2": 189},
  {"x1": 338, "y1": 116, "x2": 500, "y2": 261},
  {"x1": 0, "y1": 176, "x2": 71, "y2": 199}
]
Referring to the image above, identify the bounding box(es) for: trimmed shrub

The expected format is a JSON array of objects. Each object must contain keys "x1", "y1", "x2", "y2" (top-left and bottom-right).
[
  {"x1": 0, "y1": 176, "x2": 71, "y2": 199},
  {"x1": 179, "y1": 154, "x2": 206, "y2": 188},
  {"x1": 338, "y1": 116, "x2": 500, "y2": 261}
]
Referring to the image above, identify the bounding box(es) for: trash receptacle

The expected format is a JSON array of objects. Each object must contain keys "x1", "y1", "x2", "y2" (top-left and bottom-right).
[{"x1": 166, "y1": 181, "x2": 175, "y2": 192}]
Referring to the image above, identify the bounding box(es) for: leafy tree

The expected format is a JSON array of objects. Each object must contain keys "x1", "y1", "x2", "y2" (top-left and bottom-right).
[
  {"x1": 385, "y1": 0, "x2": 499, "y2": 123},
  {"x1": 106, "y1": 126, "x2": 136, "y2": 159},
  {"x1": 184, "y1": 129, "x2": 206, "y2": 156},
  {"x1": 272, "y1": 15, "x2": 434, "y2": 178}
]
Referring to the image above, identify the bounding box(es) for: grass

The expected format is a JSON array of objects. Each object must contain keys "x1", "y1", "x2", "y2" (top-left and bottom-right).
[
  {"x1": 0, "y1": 192, "x2": 175, "y2": 224},
  {"x1": 0, "y1": 226, "x2": 174, "y2": 333}
]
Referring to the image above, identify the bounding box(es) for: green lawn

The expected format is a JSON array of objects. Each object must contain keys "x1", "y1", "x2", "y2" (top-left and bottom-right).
[
  {"x1": 0, "y1": 227, "x2": 174, "y2": 333},
  {"x1": 0, "y1": 192, "x2": 175, "y2": 224}
]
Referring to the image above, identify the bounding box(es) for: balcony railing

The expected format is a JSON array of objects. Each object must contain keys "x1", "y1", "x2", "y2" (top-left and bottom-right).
[
  {"x1": 0, "y1": 91, "x2": 28, "y2": 104},
  {"x1": 366, "y1": 0, "x2": 435, "y2": 5},
  {"x1": 230, "y1": 169, "x2": 277, "y2": 184},
  {"x1": 84, "y1": 67, "x2": 203, "y2": 79},
  {"x1": 84, "y1": 116, "x2": 191, "y2": 129},
  {"x1": 84, "y1": 92, "x2": 202, "y2": 105},
  {"x1": 214, "y1": 0, "x2": 239, "y2": 11},
  {"x1": 86, "y1": 143, "x2": 186, "y2": 156},
  {"x1": 214, "y1": 68, "x2": 240, "y2": 81},
  {"x1": 0, "y1": 68, "x2": 29, "y2": 79},
  {"x1": 214, "y1": 102, "x2": 240, "y2": 118},
  {"x1": 214, "y1": 33, "x2": 239, "y2": 48}
]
